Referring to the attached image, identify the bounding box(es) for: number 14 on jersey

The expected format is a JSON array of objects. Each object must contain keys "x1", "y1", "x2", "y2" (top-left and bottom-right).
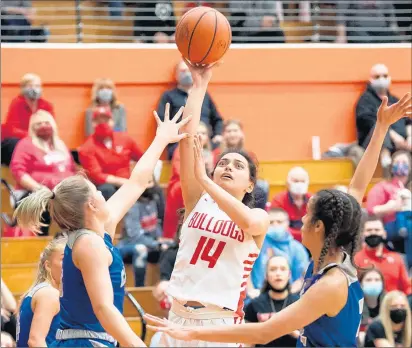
[{"x1": 190, "y1": 236, "x2": 227, "y2": 268}]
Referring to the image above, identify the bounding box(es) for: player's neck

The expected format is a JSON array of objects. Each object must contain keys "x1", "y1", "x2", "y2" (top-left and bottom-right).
[
  {"x1": 84, "y1": 216, "x2": 106, "y2": 237},
  {"x1": 268, "y1": 289, "x2": 288, "y2": 300},
  {"x1": 314, "y1": 248, "x2": 343, "y2": 272}
]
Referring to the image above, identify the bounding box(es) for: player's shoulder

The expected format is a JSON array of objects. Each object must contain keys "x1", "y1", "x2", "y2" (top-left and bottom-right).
[
  {"x1": 33, "y1": 284, "x2": 60, "y2": 303},
  {"x1": 72, "y1": 232, "x2": 106, "y2": 256},
  {"x1": 319, "y1": 267, "x2": 349, "y2": 294}
]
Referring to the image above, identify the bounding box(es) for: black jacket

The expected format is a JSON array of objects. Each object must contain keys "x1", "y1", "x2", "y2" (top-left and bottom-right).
[
  {"x1": 356, "y1": 83, "x2": 410, "y2": 149},
  {"x1": 157, "y1": 87, "x2": 223, "y2": 159}
]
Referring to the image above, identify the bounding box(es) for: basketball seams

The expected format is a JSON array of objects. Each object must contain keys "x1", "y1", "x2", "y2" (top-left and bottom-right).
[
  {"x1": 187, "y1": 10, "x2": 214, "y2": 62},
  {"x1": 198, "y1": 10, "x2": 218, "y2": 65}
]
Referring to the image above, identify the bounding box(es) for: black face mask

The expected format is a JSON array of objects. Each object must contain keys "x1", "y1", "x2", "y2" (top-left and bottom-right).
[
  {"x1": 390, "y1": 308, "x2": 407, "y2": 324},
  {"x1": 141, "y1": 187, "x2": 156, "y2": 200},
  {"x1": 364, "y1": 234, "x2": 384, "y2": 248},
  {"x1": 270, "y1": 282, "x2": 289, "y2": 293}
]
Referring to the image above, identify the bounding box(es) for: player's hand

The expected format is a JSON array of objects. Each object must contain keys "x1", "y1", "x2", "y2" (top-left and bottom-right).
[
  {"x1": 183, "y1": 57, "x2": 216, "y2": 88},
  {"x1": 153, "y1": 103, "x2": 191, "y2": 144},
  {"x1": 144, "y1": 313, "x2": 197, "y2": 341},
  {"x1": 377, "y1": 92, "x2": 411, "y2": 129},
  {"x1": 193, "y1": 134, "x2": 209, "y2": 182}
]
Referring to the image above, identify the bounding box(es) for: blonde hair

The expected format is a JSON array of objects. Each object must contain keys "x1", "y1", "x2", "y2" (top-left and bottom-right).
[
  {"x1": 91, "y1": 78, "x2": 118, "y2": 108},
  {"x1": 18, "y1": 235, "x2": 67, "y2": 310},
  {"x1": 14, "y1": 175, "x2": 93, "y2": 234},
  {"x1": 29, "y1": 110, "x2": 70, "y2": 156},
  {"x1": 379, "y1": 290, "x2": 411, "y2": 347},
  {"x1": 20, "y1": 73, "x2": 41, "y2": 89}
]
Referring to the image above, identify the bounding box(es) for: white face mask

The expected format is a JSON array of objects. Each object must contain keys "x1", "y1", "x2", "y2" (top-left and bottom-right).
[
  {"x1": 289, "y1": 182, "x2": 308, "y2": 195},
  {"x1": 370, "y1": 77, "x2": 391, "y2": 91}
]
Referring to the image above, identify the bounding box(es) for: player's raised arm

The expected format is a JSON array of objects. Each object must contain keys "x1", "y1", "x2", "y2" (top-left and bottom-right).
[
  {"x1": 191, "y1": 135, "x2": 269, "y2": 238},
  {"x1": 104, "y1": 105, "x2": 191, "y2": 238},
  {"x1": 179, "y1": 62, "x2": 214, "y2": 215},
  {"x1": 348, "y1": 93, "x2": 411, "y2": 204}
]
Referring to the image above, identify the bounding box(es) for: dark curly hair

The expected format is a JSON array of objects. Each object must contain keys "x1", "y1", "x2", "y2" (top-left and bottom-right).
[
  {"x1": 310, "y1": 189, "x2": 363, "y2": 271},
  {"x1": 212, "y1": 149, "x2": 258, "y2": 209}
]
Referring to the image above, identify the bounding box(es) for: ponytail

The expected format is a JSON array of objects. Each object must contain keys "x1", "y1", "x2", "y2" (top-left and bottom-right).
[
  {"x1": 242, "y1": 191, "x2": 255, "y2": 209},
  {"x1": 13, "y1": 187, "x2": 54, "y2": 234}
]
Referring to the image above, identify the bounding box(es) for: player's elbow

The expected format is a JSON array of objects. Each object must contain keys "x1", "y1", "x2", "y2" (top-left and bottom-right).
[
  {"x1": 255, "y1": 328, "x2": 274, "y2": 345},
  {"x1": 28, "y1": 334, "x2": 46, "y2": 348}
]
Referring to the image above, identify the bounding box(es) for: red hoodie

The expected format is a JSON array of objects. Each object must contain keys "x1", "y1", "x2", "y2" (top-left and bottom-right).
[
  {"x1": 355, "y1": 246, "x2": 411, "y2": 295},
  {"x1": 2, "y1": 95, "x2": 54, "y2": 140}
]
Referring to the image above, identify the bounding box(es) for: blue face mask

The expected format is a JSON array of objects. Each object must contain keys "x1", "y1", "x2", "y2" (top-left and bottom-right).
[
  {"x1": 362, "y1": 282, "x2": 383, "y2": 298},
  {"x1": 266, "y1": 226, "x2": 288, "y2": 241},
  {"x1": 391, "y1": 162, "x2": 410, "y2": 177}
]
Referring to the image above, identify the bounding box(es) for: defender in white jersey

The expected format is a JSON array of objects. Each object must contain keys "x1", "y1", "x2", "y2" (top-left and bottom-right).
[{"x1": 160, "y1": 61, "x2": 269, "y2": 347}]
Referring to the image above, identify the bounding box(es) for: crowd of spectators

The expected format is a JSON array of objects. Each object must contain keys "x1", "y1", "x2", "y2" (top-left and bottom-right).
[
  {"x1": 1, "y1": 1, "x2": 411, "y2": 43},
  {"x1": 1, "y1": 55, "x2": 411, "y2": 347}
]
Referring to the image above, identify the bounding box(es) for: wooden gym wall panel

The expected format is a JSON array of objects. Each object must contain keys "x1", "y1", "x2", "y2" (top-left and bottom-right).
[{"x1": 1, "y1": 45, "x2": 411, "y2": 160}]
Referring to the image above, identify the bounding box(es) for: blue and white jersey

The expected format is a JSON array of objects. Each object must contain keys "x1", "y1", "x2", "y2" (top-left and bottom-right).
[
  {"x1": 58, "y1": 230, "x2": 126, "y2": 342},
  {"x1": 16, "y1": 282, "x2": 60, "y2": 347},
  {"x1": 297, "y1": 253, "x2": 364, "y2": 347}
]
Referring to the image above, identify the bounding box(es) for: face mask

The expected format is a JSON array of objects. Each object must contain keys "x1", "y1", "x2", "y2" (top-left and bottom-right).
[
  {"x1": 362, "y1": 282, "x2": 383, "y2": 298},
  {"x1": 364, "y1": 234, "x2": 384, "y2": 248},
  {"x1": 266, "y1": 226, "x2": 288, "y2": 241},
  {"x1": 391, "y1": 162, "x2": 410, "y2": 177},
  {"x1": 370, "y1": 77, "x2": 391, "y2": 92},
  {"x1": 97, "y1": 89, "x2": 113, "y2": 103},
  {"x1": 23, "y1": 87, "x2": 42, "y2": 100},
  {"x1": 178, "y1": 72, "x2": 193, "y2": 87},
  {"x1": 270, "y1": 282, "x2": 289, "y2": 293},
  {"x1": 35, "y1": 125, "x2": 53, "y2": 140},
  {"x1": 289, "y1": 182, "x2": 308, "y2": 195},
  {"x1": 390, "y1": 308, "x2": 407, "y2": 324},
  {"x1": 93, "y1": 123, "x2": 113, "y2": 142}
]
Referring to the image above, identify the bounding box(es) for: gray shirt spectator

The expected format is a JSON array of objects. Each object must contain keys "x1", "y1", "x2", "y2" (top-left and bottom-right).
[{"x1": 336, "y1": 1, "x2": 399, "y2": 43}]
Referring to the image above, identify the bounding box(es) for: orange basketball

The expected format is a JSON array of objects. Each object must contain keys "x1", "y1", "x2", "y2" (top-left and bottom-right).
[{"x1": 175, "y1": 7, "x2": 232, "y2": 65}]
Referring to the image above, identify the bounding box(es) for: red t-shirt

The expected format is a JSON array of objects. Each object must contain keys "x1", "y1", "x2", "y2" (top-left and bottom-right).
[
  {"x1": 355, "y1": 246, "x2": 411, "y2": 295},
  {"x1": 2, "y1": 95, "x2": 54, "y2": 140},
  {"x1": 163, "y1": 180, "x2": 184, "y2": 239},
  {"x1": 78, "y1": 132, "x2": 143, "y2": 185},
  {"x1": 270, "y1": 190, "x2": 312, "y2": 242},
  {"x1": 366, "y1": 178, "x2": 405, "y2": 224},
  {"x1": 10, "y1": 137, "x2": 76, "y2": 190}
]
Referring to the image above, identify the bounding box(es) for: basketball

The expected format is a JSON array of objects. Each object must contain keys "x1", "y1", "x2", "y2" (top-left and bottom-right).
[{"x1": 175, "y1": 7, "x2": 232, "y2": 65}]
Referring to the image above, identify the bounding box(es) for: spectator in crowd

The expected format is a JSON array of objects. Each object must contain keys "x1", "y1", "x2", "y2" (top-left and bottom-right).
[
  {"x1": 364, "y1": 290, "x2": 411, "y2": 348},
  {"x1": 85, "y1": 78, "x2": 127, "y2": 137},
  {"x1": 270, "y1": 166, "x2": 312, "y2": 241},
  {"x1": 10, "y1": 110, "x2": 76, "y2": 235},
  {"x1": 1, "y1": 278, "x2": 17, "y2": 341},
  {"x1": 163, "y1": 122, "x2": 213, "y2": 239},
  {"x1": 244, "y1": 256, "x2": 300, "y2": 347},
  {"x1": 354, "y1": 216, "x2": 411, "y2": 295},
  {"x1": 0, "y1": 0, "x2": 35, "y2": 42},
  {"x1": 157, "y1": 59, "x2": 223, "y2": 159},
  {"x1": 358, "y1": 269, "x2": 386, "y2": 344},
  {"x1": 104, "y1": 0, "x2": 124, "y2": 18},
  {"x1": 228, "y1": 0, "x2": 285, "y2": 43},
  {"x1": 393, "y1": 0, "x2": 412, "y2": 41},
  {"x1": 182, "y1": 1, "x2": 214, "y2": 13},
  {"x1": 133, "y1": 1, "x2": 176, "y2": 43},
  {"x1": 356, "y1": 64, "x2": 411, "y2": 170},
  {"x1": 249, "y1": 208, "x2": 309, "y2": 298},
  {"x1": 336, "y1": 1, "x2": 400, "y2": 43},
  {"x1": 1, "y1": 73, "x2": 54, "y2": 166},
  {"x1": 367, "y1": 150, "x2": 411, "y2": 252},
  {"x1": 116, "y1": 176, "x2": 166, "y2": 287},
  {"x1": 213, "y1": 120, "x2": 269, "y2": 210},
  {"x1": 78, "y1": 105, "x2": 143, "y2": 200}
]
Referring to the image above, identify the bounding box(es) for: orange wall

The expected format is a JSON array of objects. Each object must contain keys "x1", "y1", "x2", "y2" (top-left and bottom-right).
[{"x1": 1, "y1": 45, "x2": 411, "y2": 160}]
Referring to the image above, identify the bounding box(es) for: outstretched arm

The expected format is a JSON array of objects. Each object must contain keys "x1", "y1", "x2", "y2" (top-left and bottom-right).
[
  {"x1": 105, "y1": 105, "x2": 190, "y2": 238},
  {"x1": 192, "y1": 135, "x2": 269, "y2": 237},
  {"x1": 179, "y1": 62, "x2": 214, "y2": 215},
  {"x1": 145, "y1": 270, "x2": 348, "y2": 345},
  {"x1": 349, "y1": 93, "x2": 411, "y2": 204}
]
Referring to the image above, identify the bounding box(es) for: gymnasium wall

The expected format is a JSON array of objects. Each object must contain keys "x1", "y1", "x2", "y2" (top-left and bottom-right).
[{"x1": 1, "y1": 44, "x2": 411, "y2": 160}]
